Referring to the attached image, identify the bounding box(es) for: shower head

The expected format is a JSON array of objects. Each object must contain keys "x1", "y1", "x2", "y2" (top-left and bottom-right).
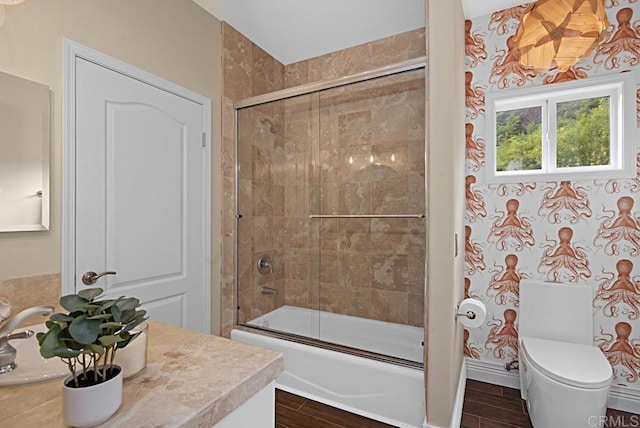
[{"x1": 260, "y1": 117, "x2": 281, "y2": 134}]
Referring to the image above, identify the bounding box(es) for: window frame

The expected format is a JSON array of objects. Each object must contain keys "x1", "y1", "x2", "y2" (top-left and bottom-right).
[{"x1": 484, "y1": 72, "x2": 637, "y2": 184}]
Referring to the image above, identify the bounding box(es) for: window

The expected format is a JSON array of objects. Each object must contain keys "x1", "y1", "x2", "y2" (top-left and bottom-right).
[{"x1": 485, "y1": 72, "x2": 636, "y2": 183}]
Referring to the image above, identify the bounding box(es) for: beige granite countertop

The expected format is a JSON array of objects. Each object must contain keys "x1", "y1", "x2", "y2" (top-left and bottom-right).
[{"x1": 0, "y1": 320, "x2": 283, "y2": 427}]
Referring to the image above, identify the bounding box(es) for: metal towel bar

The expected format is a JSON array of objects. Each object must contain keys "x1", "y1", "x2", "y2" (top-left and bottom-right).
[{"x1": 309, "y1": 214, "x2": 425, "y2": 219}]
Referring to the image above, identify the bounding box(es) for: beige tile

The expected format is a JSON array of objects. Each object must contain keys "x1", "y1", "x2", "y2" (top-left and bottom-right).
[
  {"x1": 252, "y1": 44, "x2": 276, "y2": 85},
  {"x1": 284, "y1": 217, "x2": 309, "y2": 249},
  {"x1": 284, "y1": 185, "x2": 307, "y2": 218},
  {"x1": 320, "y1": 183, "x2": 338, "y2": 215},
  {"x1": 284, "y1": 61, "x2": 309, "y2": 88},
  {"x1": 371, "y1": 289, "x2": 409, "y2": 324},
  {"x1": 285, "y1": 249, "x2": 309, "y2": 281},
  {"x1": 337, "y1": 252, "x2": 371, "y2": 289},
  {"x1": 223, "y1": 23, "x2": 253, "y2": 74},
  {"x1": 252, "y1": 182, "x2": 272, "y2": 216},
  {"x1": 338, "y1": 111, "x2": 372, "y2": 148},
  {"x1": 252, "y1": 74, "x2": 272, "y2": 97},
  {"x1": 252, "y1": 146, "x2": 271, "y2": 183},
  {"x1": 319, "y1": 251, "x2": 338, "y2": 284},
  {"x1": 237, "y1": 139, "x2": 252, "y2": 180},
  {"x1": 371, "y1": 254, "x2": 409, "y2": 292},
  {"x1": 371, "y1": 94, "x2": 409, "y2": 145},
  {"x1": 407, "y1": 27, "x2": 427, "y2": 59},
  {"x1": 271, "y1": 145, "x2": 286, "y2": 186},
  {"x1": 408, "y1": 139, "x2": 426, "y2": 175},
  {"x1": 222, "y1": 177, "x2": 237, "y2": 234},
  {"x1": 237, "y1": 289, "x2": 252, "y2": 325},
  {"x1": 338, "y1": 182, "x2": 371, "y2": 215},
  {"x1": 222, "y1": 97, "x2": 235, "y2": 140},
  {"x1": 284, "y1": 95, "x2": 314, "y2": 124},
  {"x1": 236, "y1": 237, "x2": 252, "y2": 294},
  {"x1": 307, "y1": 53, "x2": 338, "y2": 83},
  {"x1": 284, "y1": 152, "x2": 308, "y2": 185},
  {"x1": 319, "y1": 148, "x2": 339, "y2": 184},
  {"x1": 272, "y1": 185, "x2": 285, "y2": 217},
  {"x1": 284, "y1": 279, "x2": 310, "y2": 307},
  {"x1": 273, "y1": 217, "x2": 285, "y2": 249},
  {"x1": 371, "y1": 31, "x2": 411, "y2": 67},
  {"x1": 285, "y1": 121, "x2": 312, "y2": 152},
  {"x1": 337, "y1": 145, "x2": 373, "y2": 183},
  {"x1": 408, "y1": 172, "x2": 426, "y2": 213},
  {"x1": 274, "y1": 61, "x2": 285, "y2": 90},
  {"x1": 337, "y1": 43, "x2": 373, "y2": 76},
  {"x1": 370, "y1": 218, "x2": 426, "y2": 257},
  {"x1": 372, "y1": 179, "x2": 408, "y2": 214},
  {"x1": 319, "y1": 281, "x2": 340, "y2": 314},
  {"x1": 252, "y1": 216, "x2": 273, "y2": 253},
  {"x1": 339, "y1": 286, "x2": 372, "y2": 319},
  {"x1": 408, "y1": 254, "x2": 426, "y2": 293},
  {"x1": 337, "y1": 218, "x2": 371, "y2": 253},
  {"x1": 274, "y1": 279, "x2": 285, "y2": 308},
  {"x1": 222, "y1": 137, "x2": 235, "y2": 179},
  {"x1": 237, "y1": 178, "x2": 253, "y2": 217},
  {"x1": 320, "y1": 218, "x2": 339, "y2": 252},
  {"x1": 223, "y1": 58, "x2": 252, "y2": 101},
  {"x1": 408, "y1": 292, "x2": 425, "y2": 327}
]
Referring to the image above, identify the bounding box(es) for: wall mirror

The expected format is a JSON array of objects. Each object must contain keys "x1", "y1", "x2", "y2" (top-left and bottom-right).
[{"x1": 0, "y1": 70, "x2": 51, "y2": 232}]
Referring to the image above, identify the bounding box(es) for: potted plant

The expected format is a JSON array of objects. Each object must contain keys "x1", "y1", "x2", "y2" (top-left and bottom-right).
[{"x1": 37, "y1": 288, "x2": 147, "y2": 427}]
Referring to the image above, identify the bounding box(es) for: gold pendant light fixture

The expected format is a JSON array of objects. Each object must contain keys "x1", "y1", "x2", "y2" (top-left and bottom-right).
[{"x1": 512, "y1": 0, "x2": 610, "y2": 72}]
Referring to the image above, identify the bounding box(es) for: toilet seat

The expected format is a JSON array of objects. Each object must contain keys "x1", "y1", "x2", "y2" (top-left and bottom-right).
[{"x1": 521, "y1": 337, "x2": 612, "y2": 389}]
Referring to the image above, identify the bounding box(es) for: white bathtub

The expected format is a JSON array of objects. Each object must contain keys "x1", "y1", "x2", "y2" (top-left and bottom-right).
[
  {"x1": 231, "y1": 306, "x2": 425, "y2": 428},
  {"x1": 246, "y1": 305, "x2": 424, "y2": 363}
]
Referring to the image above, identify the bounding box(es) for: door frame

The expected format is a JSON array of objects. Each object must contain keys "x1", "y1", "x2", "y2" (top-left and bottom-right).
[{"x1": 61, "y1": 39, "x2": 212, "y2": 331}]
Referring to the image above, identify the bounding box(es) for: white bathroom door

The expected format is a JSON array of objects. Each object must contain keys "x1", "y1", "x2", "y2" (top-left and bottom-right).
[{"x1": 72, "y1": 55, "x2": 210, "y2": 333}]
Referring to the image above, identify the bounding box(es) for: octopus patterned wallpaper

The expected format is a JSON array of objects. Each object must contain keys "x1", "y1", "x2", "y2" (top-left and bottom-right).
[{"x1": 464, "y1": 1, "x2": 640, "y2": 390}]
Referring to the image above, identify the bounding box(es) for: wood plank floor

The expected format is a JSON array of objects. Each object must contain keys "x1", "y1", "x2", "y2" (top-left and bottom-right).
[
  {"x1": 277, "y1": 380, "x2": 640, "y2": 428},
  {"x1": 275, "y1": 389, "x2": 395, "y2": 428},
  {"x1": 462, "y1": 379, "x2": 640, "y2": 428}
]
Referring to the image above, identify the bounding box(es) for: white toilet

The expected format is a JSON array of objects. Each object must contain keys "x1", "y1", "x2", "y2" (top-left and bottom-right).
[{"x1": 519, "y1": 279, "x2": 613, "y2": 428}]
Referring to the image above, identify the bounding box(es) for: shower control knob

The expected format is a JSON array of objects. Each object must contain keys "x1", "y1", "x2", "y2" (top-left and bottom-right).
[{"x1": 257, "y1": 255, "x2": 273, "y2": 274}]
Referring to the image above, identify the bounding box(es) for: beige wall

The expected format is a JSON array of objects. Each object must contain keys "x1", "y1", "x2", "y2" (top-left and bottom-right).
[
  {"x1": 0, "y1": 0, "x2": 222, "y2": 333},
  {"x1": 426, "y1": 0, "x2": 466, "y2": 426}
]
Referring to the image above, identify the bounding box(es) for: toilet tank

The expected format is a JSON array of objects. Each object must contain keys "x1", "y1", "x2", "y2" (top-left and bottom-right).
[{"x1": 519, "y1": 279, "x2": 593, "y2": 346}]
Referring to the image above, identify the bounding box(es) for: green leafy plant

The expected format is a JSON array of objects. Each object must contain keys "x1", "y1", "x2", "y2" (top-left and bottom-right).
[{"x1": 37, "y1": 288, "x2": 147, "y2": 388}]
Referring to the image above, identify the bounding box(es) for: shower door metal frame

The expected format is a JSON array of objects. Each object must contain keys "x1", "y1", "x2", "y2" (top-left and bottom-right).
[{"x1": 233, "y1": 56, "x2": 427, "y2": 370}]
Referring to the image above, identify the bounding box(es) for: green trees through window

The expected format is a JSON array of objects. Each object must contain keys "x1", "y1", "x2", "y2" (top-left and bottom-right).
[{"x1": 496, "y1": 96, "x2": 610, "y2": 172}]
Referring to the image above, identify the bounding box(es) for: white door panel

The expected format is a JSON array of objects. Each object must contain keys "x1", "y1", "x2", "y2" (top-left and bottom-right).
[{"x1": 74, "y1": 57, "x2": 208, "y2": 333}]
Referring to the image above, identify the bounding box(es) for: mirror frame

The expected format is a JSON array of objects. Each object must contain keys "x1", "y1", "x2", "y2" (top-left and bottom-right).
[{"x1": 0, "y1": 70, "x2": 51, "y2": 232}]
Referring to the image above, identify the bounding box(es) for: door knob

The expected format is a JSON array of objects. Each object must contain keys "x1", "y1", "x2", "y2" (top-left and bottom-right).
[{"x1": 81, "y1": 271, "x2": 116, "y2": 285}]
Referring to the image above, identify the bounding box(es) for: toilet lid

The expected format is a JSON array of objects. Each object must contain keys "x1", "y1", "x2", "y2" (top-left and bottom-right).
[{"x1": 521, "y1": 337, "x2": 612, "y2": 389}]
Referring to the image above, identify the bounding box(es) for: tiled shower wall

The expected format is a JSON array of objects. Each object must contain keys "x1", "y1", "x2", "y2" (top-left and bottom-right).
[
  {"x1": 222, "y1": 24, "x2": 427, "y2": 336},
  {"x1": 282, "y1": 28, "x2": 426, "y2": 327},
  {"x1": 464, "y1": 2, "x2": 640, "y2": 391},
  {"x1": 221, "y1": 23, "x2": 286, "y2": 336},
  {"x1": 276, "y1": 72, "x2": 426, "y2": 326}
]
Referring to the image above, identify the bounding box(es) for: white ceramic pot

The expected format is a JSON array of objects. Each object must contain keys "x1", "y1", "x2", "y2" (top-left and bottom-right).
[{"x1": 62, "y1": 365, "x2": 123, "y2": 427}]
